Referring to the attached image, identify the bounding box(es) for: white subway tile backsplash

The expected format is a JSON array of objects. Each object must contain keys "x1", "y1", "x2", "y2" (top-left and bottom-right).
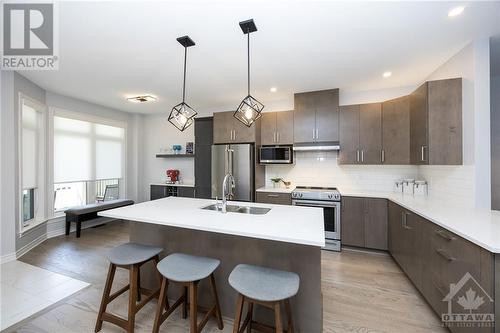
[{"x1": 265, "y1": 152, "x2": 475, "y2": 207}]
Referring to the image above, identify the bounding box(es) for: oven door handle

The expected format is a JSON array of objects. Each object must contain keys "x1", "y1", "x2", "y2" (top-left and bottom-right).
[{"x1": 292, "y1": 200, "x2": 339, "y2": 208}]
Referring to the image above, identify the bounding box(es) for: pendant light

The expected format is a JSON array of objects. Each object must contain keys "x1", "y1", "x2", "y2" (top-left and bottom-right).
[
  {"x1": 168, "y1": 36, "x2": 197, "y2": 131},
  {"x1": 234, "y1": 19, "x2": 264, "y2": 127}
]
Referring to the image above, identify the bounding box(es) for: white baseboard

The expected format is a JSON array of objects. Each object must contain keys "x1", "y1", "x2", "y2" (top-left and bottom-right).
[
  {"x1": 1, "y1": 252, "x2": 17, "y2": 264},
  {"x1": 15, "y1": 232, "x2": 48, "y2": 260}
]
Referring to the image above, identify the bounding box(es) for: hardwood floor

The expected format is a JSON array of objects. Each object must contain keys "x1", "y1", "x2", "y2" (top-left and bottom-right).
[{"x1": 12, "y1": 220, "x2": 447, "y2": 332}]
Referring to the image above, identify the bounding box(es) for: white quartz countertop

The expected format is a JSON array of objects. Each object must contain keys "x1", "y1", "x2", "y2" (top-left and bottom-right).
[
  {"x1": 150, "y1": 182, "x2": 195, "y2": 188},
  {"x1": 340, "y1": 189, "x2": 500, "y2": 253},
  {"x1": 99, "y1": 197, "x2": 325, "y2": 247},
  {"x1": 256, "y1": 186, "x2": 295, "y2": 194}
]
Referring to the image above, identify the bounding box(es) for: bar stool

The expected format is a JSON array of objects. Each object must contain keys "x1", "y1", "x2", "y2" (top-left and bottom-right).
[
  {"x1": 152, "y1": 253, "x2": 224, "y2": 333},
  {"x1": 95, "y1": 242, "x2": 163, "y2": 333},
  {"x1": 229, "y1": 264, "x2": 299, "y2": 333}
]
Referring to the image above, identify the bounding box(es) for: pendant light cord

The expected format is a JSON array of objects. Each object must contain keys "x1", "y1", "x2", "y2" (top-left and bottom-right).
[
  {"x1": 183, "y1": 46, "x2": 187, "y2": 103},
  {"x1": 247, "y1": 29, "x2": 250, "y2": 96}
]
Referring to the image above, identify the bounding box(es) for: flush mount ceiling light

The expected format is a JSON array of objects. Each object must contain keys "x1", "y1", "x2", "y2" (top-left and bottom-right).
[
  {"x1": 234, "y1": 19, "x2": 264, "y2": 127},
  {"x1": 448, "y1": 6, "x2": 465, "y2": 17},
  {"x1": 127, "y1": 95, "x2": 157, "y2": 103},
  {"x1": 270, "y1": 87, "x2": 277, "y2": 93},
  {"x1": 382, "y1": 71, "x2": 392, "y2": 78},
  {"x1": 168, "y1": 35, "x2": 197, "y2": 132}
]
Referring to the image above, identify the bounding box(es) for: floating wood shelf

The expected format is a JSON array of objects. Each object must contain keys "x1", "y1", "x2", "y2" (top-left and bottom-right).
[{"x1": 155, "y1": 153, "x2": 195, "y2": 158}]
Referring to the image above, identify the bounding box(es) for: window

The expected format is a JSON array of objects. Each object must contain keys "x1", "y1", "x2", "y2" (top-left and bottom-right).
[
  {"x1": 53, "y1": 111, "x2": 125, "y2": 212},
  {"x1": 20, "y1": 96, "x2": 46, "y2": 229}
]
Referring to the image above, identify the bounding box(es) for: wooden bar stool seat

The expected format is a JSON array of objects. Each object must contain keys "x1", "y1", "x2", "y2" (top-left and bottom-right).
[
  {"x1": 229, "y1": 264, "x2": 300, "y2": 333},
  {"x1": 152, "y1": 253, "x2": 224, "y2": 333},
  {"x1": 95, "y1": 242, "x2": 163, "y2": 333}
]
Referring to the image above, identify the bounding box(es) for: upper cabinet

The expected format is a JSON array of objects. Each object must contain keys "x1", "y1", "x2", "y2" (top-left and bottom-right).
[
  {"x1": 261, "y1": 111, "x2": 294, "y2": 145},
  {"x1": 339, "y1": 103, "x2": 382, "y2": 164},
  {"x1": 293, "y1": 89, "x2": 339, "y2": 143},
  {"x1": 382, "y1": 96, "x2": 410, "y2": 164},
  {"x1": 213, "y1": 111, "x2": 260, "y2": 144},
  {"x1": 410, "y1": 78, "x2": 462, "y2": 165}
]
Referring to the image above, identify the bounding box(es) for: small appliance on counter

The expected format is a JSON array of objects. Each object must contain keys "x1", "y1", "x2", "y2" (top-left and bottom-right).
[
  {"x1": 403, "y1": 179, "x2": 415, "y2": 195},
  {"x1": 414, "y1": 180, "x2": 428, "y2": 196},
  {"x1": 166, "y1": 169, "x2": 180, "y2": 183}
]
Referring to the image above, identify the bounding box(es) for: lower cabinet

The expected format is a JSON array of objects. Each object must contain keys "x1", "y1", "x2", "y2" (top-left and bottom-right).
[
  {"x1": 150, "y1": 185, "x2": 195, "y2": 200},
  {"x1": 255, "y1": 191, "x2": 291, "y2": 205},
  {"x1": 341, "y1": 197, "x2": 387, "y2": 250},
  {"x1": 388, "y1": 201, "x2": 495, "y2": 333}
]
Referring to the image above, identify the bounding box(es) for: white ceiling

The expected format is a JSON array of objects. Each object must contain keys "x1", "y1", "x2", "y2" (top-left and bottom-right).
[{"x1": 20, "y1": 1, "x2": 500, "y2": 115}]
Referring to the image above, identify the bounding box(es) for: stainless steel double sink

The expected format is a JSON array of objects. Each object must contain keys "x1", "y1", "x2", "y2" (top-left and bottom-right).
[{"x1": 201, "y1": 204, "x2": 271, "y2": 215}]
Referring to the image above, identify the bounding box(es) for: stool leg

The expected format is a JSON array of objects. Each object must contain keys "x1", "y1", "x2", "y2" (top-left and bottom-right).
[
  {"x1": 189, "y1": 282, "x2": 198, "y2": 333},
  {"x1": 209, "y1": 274, "x2": 224, "y2": 330},
  {"x1": 182, "y1": 286, "x2": 188, "y2": 319},
  {"x1": 128, "y1": 264, "x2": 139, "y2": 333},
  {"x1": 152, "y1": 255, "x2": 169, "y2": 309},
  {"x1": 152, "y1": 276, "x2": 168, "y2": 333},
  {"x1": 232, "y1": 294, "x2": 244, "y2": 333},
  {"x1": 274, "y1": 302, "x2": 283, "y2": 333},
  {"x1": 136, "y1": 266, "x2": 141, "y2": 302},
  {"x1": 95, "y1": 263, "x2": 116, "y2": 332},
  {"x1": 284, "y1": 299, "x2": 294, "y2": 333},
  {"x1": 246, "y1": 302, "x2": 253, "y2": 333}
]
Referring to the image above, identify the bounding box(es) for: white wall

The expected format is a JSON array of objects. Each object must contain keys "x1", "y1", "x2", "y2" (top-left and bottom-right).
[
  {"x1": 491, "y1": 75, "x2": 500, "y2": 210},
  {"x1": 140, "y1": 114, "x2": 195, "y2": 202},
  {"x1": 420, "y1": 39, "x2": 491, "y2": 209}
]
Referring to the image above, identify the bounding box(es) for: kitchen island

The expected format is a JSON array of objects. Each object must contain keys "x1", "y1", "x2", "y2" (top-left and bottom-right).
[{"x1": 99, "y1": 196, "x2": 325, "y2": 332}]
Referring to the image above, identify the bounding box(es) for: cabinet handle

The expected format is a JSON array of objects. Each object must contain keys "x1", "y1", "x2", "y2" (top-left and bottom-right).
[
  {"x1": 435, "y1": 230, "x2": 456, "y2": 241},
  {"x1": 361, "y1": 150, "x2": 364, "y2": 163},
  {"x1": 436, "y1": 248, "x2": 456, "y2": 261},
  {"x1": 421, "y1": 145, "x2": 427, "y2": 162},
  {"x1": 233, "y1": 130, "x2": 236, "y2": 141},
  {"x1": 316, "y1": 129, "x2": 319, "y2": 140},
  {"x1": 381, "y1": 149, "x2": 385, "y2": 163},
  {"x1": 267, "y1": 194, "x2": 280, "y2": 198},
  {"x1": 356, "y1": 149, "x2": 360, "y2": 163},
  {"x1": 401, "y1": 212, "x2": 412, "y2": 229},
  {"x1": 277, "y1": 132, "x2": 280, "y2": 142},
  {"x1": 312, "y1": 129, "x2": 315, "y2": 140}
]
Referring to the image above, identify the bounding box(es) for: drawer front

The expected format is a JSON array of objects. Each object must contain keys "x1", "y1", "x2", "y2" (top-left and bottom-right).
[{"x1": 255, "y1": 192, "x2": 291, "y2": 205}]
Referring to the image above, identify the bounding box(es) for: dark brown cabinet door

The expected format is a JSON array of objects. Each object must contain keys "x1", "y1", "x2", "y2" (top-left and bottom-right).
[
  {"x1": 255, "y1": 192, "x2": 291, "y2": 205},
  {"x1": 233, "y1": 116, "x2": 257, "y2": 143},
  {"x1": 388, "y1": 201, "x2": 405, "y2": 267},
  {"x1": 410, "y1": 82, "x2": 429, "y2": 164},
  {"x1": 428, "y1": 78, "x2": 462, "y2": 165},
  {"x1": 261, "y1": 112, "x2": 276, "y2": 145},
  {"x1": 364, "y1": 198, "x2": 388, "y2": 250},
  {"x1": 341, "y1": 197, "x2": 365, "y2": 247},
  {"x1": 276, "y1": 111, "x2": 294, "y2": 144},
  {"x1": 315, "y1": 89, "x2": 339, "y2": 142},
  {"x1": 293, "y1": 92, "x2": 316, "y2": 143},
  {"x1": 359, "y1": 103, "x2": 382, "y2": 164},
  {"x1": 178, "y1": 187, "x2": 195, "y2": 198},
  {"x1": 339, "y1": 105, "x2": 360, "y2": 164},
  {"x1": 213, "y1": 111, "x2": 233, "y2": 144},
  {"x1": 150, "y1": 185, "x2": 167, "y2": 200},
  {"x1": 382, "y1": 96, "x2": 410, "y2": 164},
  {"x1": 403, "y1": 212, "x2": 423, "y2": 290}
]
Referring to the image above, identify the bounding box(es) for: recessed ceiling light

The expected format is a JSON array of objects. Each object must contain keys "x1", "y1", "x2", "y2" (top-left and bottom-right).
[
  {"x1": 448, "y1": 6, "x2": 465, "y2": 17},
  {"x1": 127, "y1": 95, "x2": 157, "y2": 103},
  {"x1": 382, "y1": 71, "x2": 392, "y2": 78},
  {"x1": 270, "y1": 87, "x2": 277, "y2": 93}
]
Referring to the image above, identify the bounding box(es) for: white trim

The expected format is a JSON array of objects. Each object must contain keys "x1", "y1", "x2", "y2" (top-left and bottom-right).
[
  {"x1": 15, "y1": 232, "x2": 47, "y2": 260},
  {"x1": 1, "y1": 252, "x2": 17, "y2": 264},
  {"x1": 51, "y1": 106, "x2": 127, "y2": 129}
]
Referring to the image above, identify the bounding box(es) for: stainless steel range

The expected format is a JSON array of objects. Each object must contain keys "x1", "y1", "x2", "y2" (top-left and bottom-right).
[{"x1": 291, "y1": 186, "x2": 341, "y2": 251}]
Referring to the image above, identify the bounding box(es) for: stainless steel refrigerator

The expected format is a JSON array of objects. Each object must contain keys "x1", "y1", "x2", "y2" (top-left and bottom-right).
[{"x1": 211, "y1": 144, "x2": 254, "y2": 202}]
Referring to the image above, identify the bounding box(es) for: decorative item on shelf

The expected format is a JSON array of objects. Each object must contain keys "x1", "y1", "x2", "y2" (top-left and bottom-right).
[
  {"x1": 270, "y1": 177, "x2": 283, "y2": 188},
  {"x1": 168, "y1": 35, "x2": 197, "y2": 132},
  {"x1": 172, "y1": 145, "x2": 182, "y2": 154},
  {"x1": 280, "y1": 179, "x2": 292, "y2": 189},
  {"x1": 234, "y1": 19, "x2": 264, "y2": 127},
  {"x1": 166, "y1": 169, "x2": 180, "y2": 183},
  {"x1": 186, "y1": 142, "x2": 194, "y2": 154}
]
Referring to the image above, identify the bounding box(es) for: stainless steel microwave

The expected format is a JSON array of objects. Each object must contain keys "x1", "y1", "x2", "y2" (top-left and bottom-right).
[{"x1": 259, "y1": 146, "x2": 293, "y2": 164}]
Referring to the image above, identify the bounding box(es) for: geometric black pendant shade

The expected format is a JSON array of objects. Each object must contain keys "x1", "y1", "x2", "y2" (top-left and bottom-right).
[
  {"x1": 234, "y1": 19, "x2": 264, "y2": 127},
  {"x1": 168, "y1": 35, "x2": 197, "y2": 131}
]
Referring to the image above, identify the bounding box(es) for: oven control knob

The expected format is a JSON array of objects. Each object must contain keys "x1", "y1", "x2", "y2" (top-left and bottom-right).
[
  {"x1": 328, "y1": 194, "x2": 333, "y2": 199},
  {"x1": 299, "y1": 193, "x2": 303, "y2": 198}
]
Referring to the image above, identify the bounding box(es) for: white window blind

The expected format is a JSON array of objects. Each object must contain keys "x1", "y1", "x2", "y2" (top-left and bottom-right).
[
  {"x1": 54, "y1": 114, "x2": 125, "y2": 183},
  {"x1": 22, "y1": 104, "x2": 38, "y2": 189}
]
